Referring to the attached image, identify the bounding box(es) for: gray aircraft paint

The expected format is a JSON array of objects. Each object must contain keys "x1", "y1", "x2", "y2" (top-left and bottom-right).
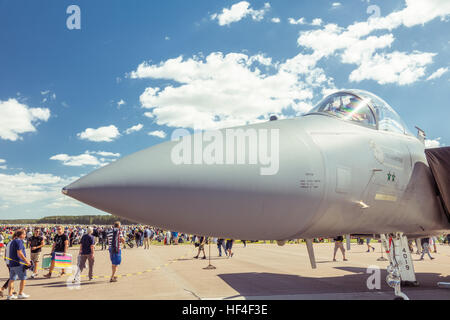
[{"x1": 63, "y1": 90, "x2": 450, "y2": 240}]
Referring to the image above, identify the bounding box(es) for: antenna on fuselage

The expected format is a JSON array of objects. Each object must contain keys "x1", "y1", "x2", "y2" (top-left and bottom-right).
[{"x1": 415, "y1": 126, "x2": 426, "y2": 144}]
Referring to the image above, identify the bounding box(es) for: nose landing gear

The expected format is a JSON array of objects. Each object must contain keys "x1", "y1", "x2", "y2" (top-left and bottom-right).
[{"x1": 380, "y1": 233, "x2": 419, "y2": 300}]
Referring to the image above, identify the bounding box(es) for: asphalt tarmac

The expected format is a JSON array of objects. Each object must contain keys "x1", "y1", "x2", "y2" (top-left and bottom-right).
[{"x1": 1, "y1": 241, "x2": 450, "y2": 300}]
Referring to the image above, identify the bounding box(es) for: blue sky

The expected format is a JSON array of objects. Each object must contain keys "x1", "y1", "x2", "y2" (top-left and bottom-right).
[{"x1": 0, "y1": 0, "x2": 449, "y2": 219}]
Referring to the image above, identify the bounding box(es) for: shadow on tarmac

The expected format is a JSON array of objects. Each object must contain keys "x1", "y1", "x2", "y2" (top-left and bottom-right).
[{"x1": 217, "y1": 267, "x2": 450, "y2": 299}]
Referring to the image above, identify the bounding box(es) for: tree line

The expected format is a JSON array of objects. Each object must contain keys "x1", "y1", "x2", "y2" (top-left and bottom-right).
[{"x1": 0, "y1": 215, "x2": 138, "y2": 225}]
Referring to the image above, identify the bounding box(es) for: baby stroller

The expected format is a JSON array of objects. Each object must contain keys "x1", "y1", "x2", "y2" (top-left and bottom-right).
[
  {"x1": 72, "y1": 235, "x2": 81, "y2": 245},
  {"x1": 125, "y1": 235, "x2": 134, "y2": 248}
]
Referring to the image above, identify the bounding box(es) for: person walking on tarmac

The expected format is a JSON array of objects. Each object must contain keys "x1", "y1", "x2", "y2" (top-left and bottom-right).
[
  {"x1": 0, "y1": 233, "x2": 16, "y2": 298},
  {"x1": 226, "y1": 239, "x2": 234, "y2": 258},
  {"x1": 29, "y1": 228, "x2": 44, "y2": 278},
  {"x1": 419, "y1": 237, "x2": 435, "y2": 260},
  {"x1": 44, "y1": 226, "x2": 69, "y2": 278},
  {"x1": 74, "y1": 227, "x2": 95, "y2": 282},
  {"x1": 333, "y1": 236, "x2": 348, "y2": 261},
  {"x1": 217, "y1": 238, "x2": 227, "y2": 257},
  {"x1": 366, "y1": 238, "x2": 375, "y2": 252},
  {"x1": 109, "y1": 221, "x2": 125, "y2": 282},
  {"x1": 7, "y1": 229, "x2": 31, "y2": 300},
  {"x1": 194, "y1": 236, "x2": 207, "y2": 259}
]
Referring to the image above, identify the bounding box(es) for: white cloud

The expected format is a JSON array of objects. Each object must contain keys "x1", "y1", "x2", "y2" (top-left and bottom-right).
[
  {"x1": 93, "y1": 151, "x2": 120, "y2": 157},
  {"x1": 148, "y1": 130, "x2": 167, "y2": 138},
  {"x1": 117, "y1": 99, "x2": 126, "y2": 108},
  {"x1": 41, "y1": 90, "x2": 56, "y2": 103},
  {"x1": 0, "y1": 170, "x2": 86, "y2": 211},
  {"x1": 0, "y1": 98, "x2": 50, "y2": 141},
  {"x1": 297, "y1": 24, "x2": 395, "y2": 60},
  {"x1": 427, "y1": 67, "x2": 449, "y2": 80},
  {"x1": 129, "y1": 0, "x2": 450, "y2": 131},
  {"x1": 211, "y1": 1, "x2": 271, "y2": 26},
  {"x1": 288, "y1": 17, "x2": 305, "y2": 25},
  {"x1": 0, "y1": 159, "x2": 5, "y2": 164},
  {"x1": 50, "y1": 153, "x2": 101, "y2": 167},
  {"x1": 280, "y1": 52, "x2": 323, "y2": 75},
  {"x1": 0, "y1": 159, "x2": 6, "y2": 170},
  {"x1": 131, "y1": 51, "x2": 333, "y2": 130},
  {"x1": 295, "y1": 0, "x2": 450, "y2": 85},
  {"x1": 50, "y1": 150, "x2": 120, "y2": 167},
  {"x1": 271, "y1": 17, "x2": 280, "y2": 23},
  {"x1": 341, "y1": 0, "x2": 450, "y2": 38},
  {"x1": 165, "y1": 36, "x2": 170, "y2": 41},
  {"x1": 45, "y1": 197, "x2": 82, "y2": 209},
  {"x1": 425, "y1": 137, "x2": 442, "y2": 148},
  {"x1": 340, "y1": 34, "x2": 395, "y2": 64},
  {"x1": 393, "y1": 0, "x2": 450, "y2": 28},
  {"x1": 0, "y1": 172, "x2": 74, "y2": 205},
  {"x1": 77, "y1": 125, "x2": 120, "y2": 142},
  {"x1": 311, "y1": 18, "x2": 322, "y2": 26},
  {"x1": 349, "y1": 51, "x2": 435, "y2": 85},
  {"x1": 124, "y1": 123, "x2": 143, "y2": 134},
  {"x1": 332, "y1": 2, "x2": 341, "y2": 7}
]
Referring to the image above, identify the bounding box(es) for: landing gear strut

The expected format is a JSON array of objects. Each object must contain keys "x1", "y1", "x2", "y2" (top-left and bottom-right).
[{"x1": 380, "y1": 233, "x2": 419, "y2": 300}]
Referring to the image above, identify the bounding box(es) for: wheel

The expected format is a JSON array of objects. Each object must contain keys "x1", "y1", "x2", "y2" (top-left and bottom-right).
[{"x1": 394, "y1": 296, "x2": 405, "y2": 300}]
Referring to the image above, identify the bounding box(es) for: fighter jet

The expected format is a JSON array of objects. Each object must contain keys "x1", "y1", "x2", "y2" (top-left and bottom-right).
[{"x1": 63, "y1": 89, "x2": 450, "y2": 299}]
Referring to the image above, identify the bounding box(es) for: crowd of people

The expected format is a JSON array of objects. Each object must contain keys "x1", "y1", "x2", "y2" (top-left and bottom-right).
[
  {"x1": 331, "y1": 235, "x2": 447, "y2": 262},
  {"x1": 1, "y1": 223, "x2": 449, "y2": 301},
  {"x1": 0, "y1": 223, "x2": 239, "y2": 300}
]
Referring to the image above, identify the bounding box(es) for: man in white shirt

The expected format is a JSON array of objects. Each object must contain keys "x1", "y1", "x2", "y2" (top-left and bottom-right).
[
  {"x1": 166, "y1": 231, "x2": 171, "y2": 245},
  {"x1": 143, "y1": 227, "x2": 151, "y2": 250}
]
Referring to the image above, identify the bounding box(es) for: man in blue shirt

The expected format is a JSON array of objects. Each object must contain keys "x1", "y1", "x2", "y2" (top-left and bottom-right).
[
  {"x1": 74, "y1": 227, "x2": 96, "y2": 282},
  {"x1": 8, "y1": 229, "x2": 31, "y2": 300}
]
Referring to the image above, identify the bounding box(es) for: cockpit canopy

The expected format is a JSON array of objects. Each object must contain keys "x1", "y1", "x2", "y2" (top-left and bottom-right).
[{"x1": 306, "y1": 89, "x2": 411, "y2": 135}]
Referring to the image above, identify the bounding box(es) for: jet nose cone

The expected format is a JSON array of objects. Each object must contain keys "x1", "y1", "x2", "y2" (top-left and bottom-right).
[{"x1": 61, "y1": 140, "x2": 186, "y2": 223}]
